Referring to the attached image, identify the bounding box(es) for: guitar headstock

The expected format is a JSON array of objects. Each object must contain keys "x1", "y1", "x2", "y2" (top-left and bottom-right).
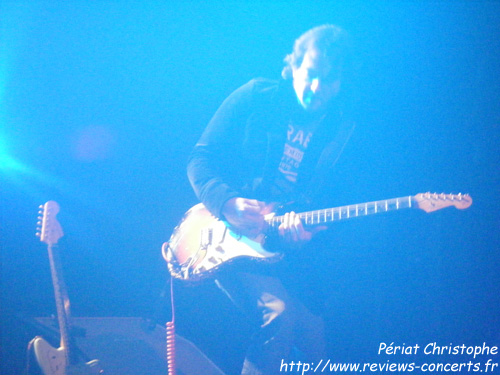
[
  {"x1": 37, "y1": 201, "x2": 64, "y2": 245},
  {"x1": 414, "y1": 192, "x2": 472, "y2": 213}
]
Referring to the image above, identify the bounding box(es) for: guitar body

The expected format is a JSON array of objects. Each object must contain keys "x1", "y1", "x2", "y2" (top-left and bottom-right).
[
  {"x1": 32, "y1": 336, "x2": 101, "y2": 375},
  {"x1": 32, "y1": 336, "x2": 65, "y2": 375},
  {"x1": 163, "y1": 203, "x2": 282, "y2": 281}
]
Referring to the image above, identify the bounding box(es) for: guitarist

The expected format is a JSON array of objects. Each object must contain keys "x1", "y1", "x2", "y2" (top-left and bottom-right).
[{"x1": 187, "y1": 25, "x2": 356, "y2": 375}]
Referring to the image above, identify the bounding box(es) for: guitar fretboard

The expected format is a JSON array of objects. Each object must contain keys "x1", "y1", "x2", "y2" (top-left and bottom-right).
[{"x1": 267, "y1": 196, "x2": 414, "y2": 227}]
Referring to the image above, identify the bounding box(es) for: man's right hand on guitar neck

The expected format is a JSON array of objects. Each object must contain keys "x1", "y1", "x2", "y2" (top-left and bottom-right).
[{"x1": 222, "y1": 197, "x2": 268, "y2": 238}]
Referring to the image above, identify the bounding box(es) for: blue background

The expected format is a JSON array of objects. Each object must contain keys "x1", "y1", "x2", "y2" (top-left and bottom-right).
[{"x1": 2, "y1": 2, "x2": 499, "y2": 374}]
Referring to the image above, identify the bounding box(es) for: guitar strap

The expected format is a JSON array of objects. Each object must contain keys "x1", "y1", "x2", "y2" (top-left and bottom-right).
[{"x1": 302, "y1": 117, "x2": 356, "y2": 205}]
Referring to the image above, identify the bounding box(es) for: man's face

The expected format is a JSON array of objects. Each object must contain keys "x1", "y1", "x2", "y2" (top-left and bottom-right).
[{"x1": 292, "y1": 48, "x2": 341, "y2": 112}]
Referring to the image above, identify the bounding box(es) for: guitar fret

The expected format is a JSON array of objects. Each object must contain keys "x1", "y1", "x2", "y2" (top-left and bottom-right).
[{"x1": 275, "y1": 195, "x2": 426, "y2": 228}]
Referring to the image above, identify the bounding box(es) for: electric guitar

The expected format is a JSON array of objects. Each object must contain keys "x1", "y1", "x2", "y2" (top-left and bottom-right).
[
  {"x1": 32, "y1": 201, "x2": 102, "y2": 375},
  {"x1": 163, "y1": 192, "x2": 472, "y2": 282}
]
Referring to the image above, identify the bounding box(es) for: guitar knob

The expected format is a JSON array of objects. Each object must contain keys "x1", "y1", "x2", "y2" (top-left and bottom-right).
[{"x1": 215, "y1": 245, "x2": 225, "y2": 254}]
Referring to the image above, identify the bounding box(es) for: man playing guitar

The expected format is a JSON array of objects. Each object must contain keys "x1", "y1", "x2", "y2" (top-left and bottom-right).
[{"x1": 186, "y1": 25, "x2": 354, "y2": 375}]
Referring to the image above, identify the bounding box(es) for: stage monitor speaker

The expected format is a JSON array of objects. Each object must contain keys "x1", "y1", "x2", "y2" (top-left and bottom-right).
[{"x1": 34, "y1": 317, "x2": 225, "y2": 375}]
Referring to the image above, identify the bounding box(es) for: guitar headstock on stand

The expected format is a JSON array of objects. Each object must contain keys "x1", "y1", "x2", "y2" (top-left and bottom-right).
[{"x1": 37, "y1": 201, "x2": 64, "y2": 245}]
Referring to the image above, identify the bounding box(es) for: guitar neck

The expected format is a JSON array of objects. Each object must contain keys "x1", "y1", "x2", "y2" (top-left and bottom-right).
[
  {"x1": 267, "y1": 192, "x2": 472, "y2": 228},
  {"x1": 47, "y1": 243, "x2": 75, "y2": 363},
  {"x1": 268, "y1": 195, "x2": 415, "y2": 228}
]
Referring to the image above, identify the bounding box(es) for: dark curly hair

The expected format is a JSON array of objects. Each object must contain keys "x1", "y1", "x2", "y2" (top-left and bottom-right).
[{"x1": 282, "y1": 24, "x2": 352, "y2": 80}]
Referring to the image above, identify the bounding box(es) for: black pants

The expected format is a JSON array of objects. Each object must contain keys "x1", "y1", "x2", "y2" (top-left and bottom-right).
[{"x1": 216, "y1": 271, "x2": 326, "y2": 375}]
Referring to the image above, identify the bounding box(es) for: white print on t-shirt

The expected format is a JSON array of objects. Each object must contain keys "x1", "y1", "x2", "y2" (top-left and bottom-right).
[
  {"x1": 287, "y1": 125, "x2": 313, "y2": 148},
  {"x1": 279, "y1": 124, "x2": 313, "y2": 183}
]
